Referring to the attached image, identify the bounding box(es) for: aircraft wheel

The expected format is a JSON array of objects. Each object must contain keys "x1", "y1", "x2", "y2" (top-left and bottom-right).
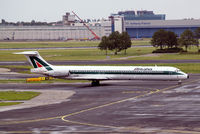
[
  {"x1": 178, "y1": 80, "x2": 182, "y2": 85},
  {"x1": 91, "y1": 80, "x2": 100, "y2": 86}
]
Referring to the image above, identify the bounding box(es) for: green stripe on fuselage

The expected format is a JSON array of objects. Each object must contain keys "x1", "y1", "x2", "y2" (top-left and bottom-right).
[{"x1": 69, "y1": 70, "x2": 183, "y2": 75}]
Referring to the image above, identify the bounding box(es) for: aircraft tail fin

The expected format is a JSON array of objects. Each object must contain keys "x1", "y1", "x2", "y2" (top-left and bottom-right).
[{"x1": 14, "y1": 51, "x2": 53, "y2": 71}]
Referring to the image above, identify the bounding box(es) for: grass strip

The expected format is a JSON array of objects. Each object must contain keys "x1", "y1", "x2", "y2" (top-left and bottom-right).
[
  {"x1": 0, "y1": 41, "x2": 100, "y2": 48},
  {"x1": 0, "y1": 47, "x2": 155, "y2": 61},
  {"x1": 0, "y1": 79, "x2": 89, "y2": 84},
  {"x1": 0, "y1": 91, "x2": 40, "y2": 101},
  {"x1": 0, "y1": 65, "x2": 31, "y2": 74},
  {"x1": 1, "y1": 47, "x2": 200, "y2": 61},
  {"x1": 0, "y1": 40, "x2": 151, "y2": 49},
  {"x1": 0, "y1": 102, "x2": 22, "y2": 106},
  {"x1": 0, "y1": 79, "x2": 26, "y2": 83}
]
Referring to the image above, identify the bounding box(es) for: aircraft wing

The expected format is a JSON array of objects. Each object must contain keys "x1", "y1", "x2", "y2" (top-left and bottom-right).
[{"x1": 71, "y1": 75, "x2": 113, "y2": 80}]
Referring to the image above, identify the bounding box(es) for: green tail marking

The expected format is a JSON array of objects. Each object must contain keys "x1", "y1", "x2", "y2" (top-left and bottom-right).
[{"x1": 29, "y1": 56, "x2": 53, "y2": 71}]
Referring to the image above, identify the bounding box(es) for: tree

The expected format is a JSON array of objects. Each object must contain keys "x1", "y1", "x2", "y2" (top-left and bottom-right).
[
  {"x1": 151, "y1": 29, "x2": 167, "y2": 49},
  {"x1": 194, "y1": 27, "x2": 200, "y2": 39},
  {"x1": 121, "y1": 32, "x2": 132, "y2": 55},
  {"x1": 179, "y1": 29, "x2": 198, "y2": 51},
  {"x1": 31, "y1": 20, "x2": 36, "y2": 25},
  {"x1": 108, "y1": 31, "x2": 122, "y2": 55},
  {"x1": 194, "y1": 27, "x2": 200, "y2": 51},
  {"x1": 1, "y1": 19, "x2": 5, "y2": 24},
  {"x1": 98, "y1": 31, "x2": 132, "y2": 55},
  {"x1": 98, "y1": 36, "x2": 110, "y2": 55},
  {"x1": 151, "y1": 30, "x2": 182, "y2": 53},
  {"x1": 165, "y1": 31, "x2": 178, "y2": 48}
]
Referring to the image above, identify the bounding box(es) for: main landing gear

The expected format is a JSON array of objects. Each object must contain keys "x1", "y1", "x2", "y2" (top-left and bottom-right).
[
  {"x1": 91, "y1": 80, "x2": 100, "y2": 86},
  {"x1": 178, "y1": 80, "x2": 182, "y2": 85}
]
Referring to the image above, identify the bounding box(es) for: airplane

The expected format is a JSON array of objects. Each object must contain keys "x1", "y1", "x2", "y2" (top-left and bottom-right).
[{"x1": 15, "y1": 51, "x2": 189, "y2": 86}]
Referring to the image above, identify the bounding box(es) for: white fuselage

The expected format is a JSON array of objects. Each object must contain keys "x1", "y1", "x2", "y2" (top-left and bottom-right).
[
  {"x1": 15, "y1": 51, "x2": 189, "y2": 85},
  {"x1": 31, "y1": 65, "x2": 188, "y2": 81}
]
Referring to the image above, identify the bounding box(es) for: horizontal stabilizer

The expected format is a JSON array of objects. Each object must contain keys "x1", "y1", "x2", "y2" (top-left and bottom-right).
[
  {"x1": 14, "y1": 51, "x2": 52, "y2": 70},
  {"x1": 14, "y1": 51, "x2": 39, "y2": 56}
]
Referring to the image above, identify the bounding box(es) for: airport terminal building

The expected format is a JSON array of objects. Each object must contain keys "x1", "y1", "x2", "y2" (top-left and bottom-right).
[
  {"x1": 0, "y1": 10, "x2": 200, "y2": 40},
  {"x1": 125, "y1": 19, "x2": 200, "y2": 38},
  {"x1": 112, "y1": 10, "x2": 200, "y2": 38}
]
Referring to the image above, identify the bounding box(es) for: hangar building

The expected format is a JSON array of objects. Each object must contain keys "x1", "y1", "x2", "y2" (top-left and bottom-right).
[
  {"x1": 0, "y1": 21, "x2": 111, "y2": 40},
  {"x1": 125, "y1": 19, "x2": 200, "y2": 38},
  {"x1": 112, "y1": 10, "x2": 200, "y2": 38},
  {"x1": 0, "y1": 10, "x2": 200, "y2": 40}
]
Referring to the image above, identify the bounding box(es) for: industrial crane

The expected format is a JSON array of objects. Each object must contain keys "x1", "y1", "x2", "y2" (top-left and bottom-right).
[{"x1": 72, "y1": 11, "x2": 100, "y2": 40}]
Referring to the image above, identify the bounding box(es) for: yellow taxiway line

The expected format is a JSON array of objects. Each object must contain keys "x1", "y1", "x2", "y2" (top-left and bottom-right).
[{"x1": 0, "y1": 79, "x2": 200, "y2": 134}]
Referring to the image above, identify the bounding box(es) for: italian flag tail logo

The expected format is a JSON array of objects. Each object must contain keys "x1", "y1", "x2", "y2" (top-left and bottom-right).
[
  {"x1": 29, "y1": 56, "x2": 53, "y2": 71},
  {"x1": 35, "y1": 61, "x2": 43, "y2": 68}
]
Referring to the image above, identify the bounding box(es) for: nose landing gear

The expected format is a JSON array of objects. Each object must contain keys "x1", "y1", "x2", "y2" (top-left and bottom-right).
[{"x1": 178, "y1": 80, "x2": 182, "y2": 85}]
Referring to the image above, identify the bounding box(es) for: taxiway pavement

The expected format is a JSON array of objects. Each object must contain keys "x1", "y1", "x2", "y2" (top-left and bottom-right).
[{"x1": 1, "y1": 74, "x2": 200, "y2": 133}]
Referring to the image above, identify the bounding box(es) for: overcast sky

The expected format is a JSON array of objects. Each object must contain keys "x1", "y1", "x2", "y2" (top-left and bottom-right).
[{"x1": 0, "y1": 0, "x2": 200, "y2": 22}]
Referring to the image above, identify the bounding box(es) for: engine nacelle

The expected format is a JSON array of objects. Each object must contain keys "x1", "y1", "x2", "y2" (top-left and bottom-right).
[
  {"x1": 31, "y1": 67, "x2": 47, "y2": 74},
  {"x1": 45, "y1": 70, "x2": 70, "y2": 77}
]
